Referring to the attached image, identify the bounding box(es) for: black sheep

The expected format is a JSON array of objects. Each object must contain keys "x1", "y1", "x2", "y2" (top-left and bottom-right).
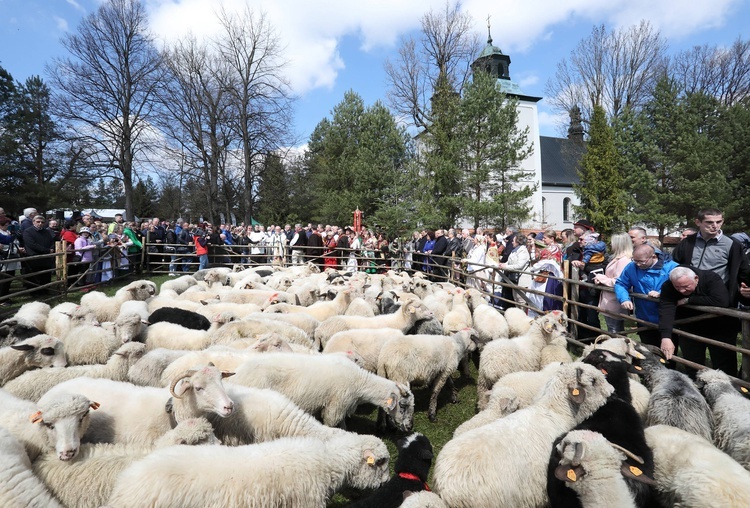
[
  {"x1": 347, "y1": 433, "x2": 434, "y2": 508},
  {"x1": 547, "y1": 350, "x2": 657, "y2": 508},
  {"x1": 0, "y1": 320, "x2": 44, "y2": 347},
  {"x1": 147, "y1": 307, "x2": 211, "y2": 331}
]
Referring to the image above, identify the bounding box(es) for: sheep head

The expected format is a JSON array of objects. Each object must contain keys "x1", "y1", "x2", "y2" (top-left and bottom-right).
[
  {"x1": 555, "y1": 363, "x2": 613, "y2": 421},
  {"x1": 339, "y1": 433, "x2": 390, "y2": 490},
  {"x1": 554, "y1": 430, "x2": 656, "y2": 489},
  {"x1": 251, "y1": 333, "x2": 293, "y2": 353},
  {"x1": 32, "y1": 393, "x2": 99, "y2": 461},
  {"x1": 168, "y1": 363, "x2": 235, "y2": 419},
  {"x1": 384, "y1": 383, "x2": 414, "y2": 432},
  {"x1": 11, "y1": 335, "x2": 67, "y2": 369}
]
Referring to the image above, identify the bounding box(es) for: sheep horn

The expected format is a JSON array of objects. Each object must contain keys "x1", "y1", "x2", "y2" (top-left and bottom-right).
[
  {"x1": 397, "y1": 383, "x2": 409, "y2": 397},
  {"x1": 606, "y1": 441, "x2": 645, "y2": 464},
  {"x1": 169, "y1": 370, "x2": 197, "y2": 399},
  {"x1": 594, "y1": 335, "x2": 609, "y2": 345},
  {"x1": 571, "y1": 441, "x2": 585, "y2": 466}
]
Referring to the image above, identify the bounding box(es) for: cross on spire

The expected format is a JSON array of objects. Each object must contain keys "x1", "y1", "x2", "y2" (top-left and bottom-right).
[{"x1": 487, "y1": 14, "x2": 493, "y2": 44}]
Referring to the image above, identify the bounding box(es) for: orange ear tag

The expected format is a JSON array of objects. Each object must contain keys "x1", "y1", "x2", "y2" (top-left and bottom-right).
[
  {"x1": 600, "y1": 368, "x2": 608, "y2": 375},
  {"x1": 386, "y1": 398, "x2": 393, "y2": 406},
  {"x1": 566, "y1": 469, "x2": 577, "y2": 481},
  {"x1": 571, "y1": 388, "x2": 580, "y2": 396},
  {"x1": 742, "y1": 387, "x2": 749, "y2": 393},
  {"x1": 366, "y1": 456, "x2": 375, "y2": 465},
  {"x1": 634, "y1": 366, "x2": 643, "y2": 371},
  {"x1": 659, "y1": 359, "x2": 666, "y2": 364},
  {"x1": 629, "y1": 466, "x2": 643, "y2": 476},
  {"x1": 29, "y1": 411, "x2": 43, "y2": 423}
]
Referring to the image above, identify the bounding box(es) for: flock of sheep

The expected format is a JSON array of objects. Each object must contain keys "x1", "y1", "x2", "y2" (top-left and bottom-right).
[{"x1": 1, "y1": 261, "x2": 750, "y2": 507}]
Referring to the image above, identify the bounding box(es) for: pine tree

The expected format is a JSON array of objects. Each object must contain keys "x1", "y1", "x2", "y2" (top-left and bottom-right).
[{"x1": 574, "y1": 104, "x2": 626, "y2": 236}]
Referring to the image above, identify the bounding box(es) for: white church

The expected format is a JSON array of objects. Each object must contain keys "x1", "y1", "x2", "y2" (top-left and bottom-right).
[{"x1": 470, "y1": 30, "x2": 584, "y2": 231}]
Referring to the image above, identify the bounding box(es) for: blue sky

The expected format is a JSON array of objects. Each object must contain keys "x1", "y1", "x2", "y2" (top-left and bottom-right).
[{"x1": 1, "y1": 0, "x2": 748, "y2": 145}]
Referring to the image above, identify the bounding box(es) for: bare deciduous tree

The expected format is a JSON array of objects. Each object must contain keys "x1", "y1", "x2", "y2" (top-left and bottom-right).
[
  {"x1": 385, "y1": 0, "x2": 478, "y2": 130},
  {"x1": 546, "y1": 21, "x2": 667, "y2": 125},
  {"x1": 215, "y1": 6, "x2": 294, "y2": 225},
  {"x1": 158, "y1": 34, "x2": 234, "y2": 224},
  {"x1": 671, "y1": 37, "x2": 750, "y2": 106},
  {"x1": 47, "y1": 0, "x2": 164, "y2": 220}
]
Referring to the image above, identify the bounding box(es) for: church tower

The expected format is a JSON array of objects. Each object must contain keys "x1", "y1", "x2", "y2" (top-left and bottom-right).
[{"x1": 471, "y1": 22, "x2": 545, "y2": 228}]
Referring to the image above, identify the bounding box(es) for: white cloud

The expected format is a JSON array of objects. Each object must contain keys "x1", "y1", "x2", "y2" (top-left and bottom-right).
[
  {"x1": 66, "y1": 0, "x2": 86, "y2": 14},
  {"x1": 145, "y1": 0, "x2": 745, "y2": 97},
  {"x1": 537, "y1": 109, "x2": 569, "y2": 137},
  {"x1": 518, "y1": 73, "x2": 539, "y2": 89},
  {"x1": 53, "y1": 16, "x2": 69, "y2": 32}
]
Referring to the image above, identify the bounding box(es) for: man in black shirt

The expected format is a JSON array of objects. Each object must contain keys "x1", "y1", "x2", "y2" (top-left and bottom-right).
[
  {"x1": 22, "y1": 215, "x2": 55, "y2": 294},
  {"x1": 659, "y1": 265, "x2": 734, "y2": 376}
]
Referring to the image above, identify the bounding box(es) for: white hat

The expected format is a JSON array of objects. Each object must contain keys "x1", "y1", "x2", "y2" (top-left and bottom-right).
[{"x1": 79, "y1": 227, "x2": 91, "y2": 234}]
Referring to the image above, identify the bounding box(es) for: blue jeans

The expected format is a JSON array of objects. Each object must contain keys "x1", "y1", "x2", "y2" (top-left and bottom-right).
[{"x1": 198, "y1": 254, "x2": 209, "y2": 270}]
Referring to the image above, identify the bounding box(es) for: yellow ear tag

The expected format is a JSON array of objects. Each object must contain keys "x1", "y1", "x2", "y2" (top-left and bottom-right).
[
  {"x1": 629, "y1": 466, "x2": 643, "y2": 476},
  {"x1": 571, "y1": 388, "x2": 580, "y2": 396},
  {"x1": 386, "y1": 398, "x2": 393, "y2": 406},
  {"x1": 566, "y1": 469, "x2": 577, "y2": 482},
  {"x1": 366, "y1": 456, "x2": 375, "y2": 465},
  {"x1": 634, "y1": 366, "x2": 643, "y2": 371},
  {"x1": 659, "y1": 358, "x2": 666, "y2": 364},
  {"x1": 742, "y1": 387, "x2": 749, "y2": 393},
  {"x1": 29, "y1": 411, "x2": 43, "y2": 424}
]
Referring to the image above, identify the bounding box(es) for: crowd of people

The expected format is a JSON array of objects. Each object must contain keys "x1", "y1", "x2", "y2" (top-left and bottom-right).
[{"x1": 2, "y1": 204, "x2": 749, "y2": 379}]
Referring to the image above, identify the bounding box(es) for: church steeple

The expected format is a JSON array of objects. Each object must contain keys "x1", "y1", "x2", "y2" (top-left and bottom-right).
[{"x1": 471, "y1": 17, "x2": 515, "y2": 88}]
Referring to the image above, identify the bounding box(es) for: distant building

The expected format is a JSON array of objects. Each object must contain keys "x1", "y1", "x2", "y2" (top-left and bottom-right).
[{"x1": 469, "y1": 28, "x2": 584, "y2": 231}]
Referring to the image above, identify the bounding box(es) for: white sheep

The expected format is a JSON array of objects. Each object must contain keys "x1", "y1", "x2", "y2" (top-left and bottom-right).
[
  {"x1": 227, "y1": 352, "x2": 414, "y2": 431},
  {"x1": 45, "y1": 302, "x2": 98, "y2": 342},
  {"x1": 145, "y1": 312, "x2": 235, "y2": 351},
  {"x1": 433, "y1": 362, "x2": 614, "y2": 508},
  {"x1": 10, "y1": 301, "x2": 50, "y2": 333},
  {"x1": 377, "y1": 329, "x2": 478, "y2": 422},
  {"x1": 465, "y1": 288, "x2": 509, "y2": 343},
  {"x1": 61, "y1": 322, "x2": 121, "y2": 365},
  {"x1": 117, "y1": 299, "x2": 150, "y2": 321},
  {"x1": 476, "y1": 310, "x2": 568, "y2": 409},
  {"x1": 279, "y1": 287, "x2": 356, "y2": 322},
  {"x1": 146, "y1": 290, "x2": 202, "y2": 314},
  {"x1": 344, "y1": 296, "x2": 378, "y2": 317},
  {"x1": 217, "y1": 288, "x2": 297, "y2": 306},
  {"x1": 441, "y1": 289, "x2": 473, "y2": 335},
  {"x1": 0, "y1": 426, "x2": 63, "y2": 508},
  {"x1": 322, "y1": 328, "x2": 406, "y2": 373},
  {"x1": 159, "y1": 274, "x2": 198, "y2": 295},
  {"x1": 79, "y1": 279, "x2": 157, "y2": 323},
  {"x1": 0, "y1": 334, "x2": 67, "y2": 386},
  {"x1": 540, "y1": 335, "x2": 573, "y2": 365},
  {"x1": 0, "y1": 389, "x2": 98, "y2": 462},
  {"x1": 400, "y1": 491, "x2": 449, "y2": 508},
  {"x1": 243, "y1": 311, "x2": 320, "y2": 338},
  {"x1": 127, "y1": 348, "x2": 190, "y2": 386},
  {"x1": 106, "y1": 432, "x2": 390, "y2": 508},
  {"x1": 42, "y1": 364, "x2": 235, "y2": 446},
  {"x1": 453, "y1": 385, "x2": 520, "y2": 437},
  {"x1": 4, "y1": 342, "x2": 146, "y2": 402},
  {"x1": 32, "y1": 417, "x2": 219, "y2": 508},
  {"x1": 159, "y1": 345, "x2": 277, "y2": 386},
  {"x1": 552, "y1": 429, "x2": 656, "y2": 507},
  {"x1": 504, "y1": 306, "x2": 533, "y2": 337},
  {"x1": 193, "y1": 301, "x2": 262, "y2": 320},
  {"x1": 697, "y1": 368, "x2": 750, "y2": 470},
  {"x1": 645, "y1": 424, "x2": 750, "y2": 507},
  {"x1": 314, "y1": 299, "x2": 434, "y2": 349},
  {"x1": 487, "y1": 361, "x2": 566, "y2": 410},
  {"x1": 209, "y1": 318, "x2": 314, "y2": 349}
]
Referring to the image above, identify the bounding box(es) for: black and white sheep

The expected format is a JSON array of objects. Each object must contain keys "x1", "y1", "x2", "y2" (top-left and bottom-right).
[
  {"x1": 3, "y1": 342, "x2": 146, "y2": 401},
  {"x1": 551, "y1": 430, "x2": 657, "y2": 508},
  {"x1": 547, "y1": 349, "x2": 655, "y2": 508},
  {"x1": 347, "y1": 432, "x2": 434, "y2": 507},
  {"x1": 106, "y1": 432, "x2": 390, "y2": 508},
  {"x1": 227, "y1": 352, "x2": 414, "y2": 431},
  {"x1": 696, "y1": 368, "x2": 750, "y2": 470},
  {"x1": 0, "y1": 318, "x2": 45, "y2": 348},
  {"x1": 433, "y1": 362, "x2": 614, "y2": 508},
  {"x1": 0, "y1": 334, "x2": 67, "y2": 386},
  {"x1": 632, "y1": 344, "x2": 713, "y2": 441},
  {"x1": 6, "y1": 301, "x2": 50, "y2": 333}
]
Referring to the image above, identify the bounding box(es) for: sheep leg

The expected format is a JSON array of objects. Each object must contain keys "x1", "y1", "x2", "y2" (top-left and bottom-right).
[
  {"x1": 428, "y1": 373, "x2": 452, "y2": 422},
  {"x1": 459, "y1": 355, "x2": 471, "y2": 379},
  {"x1": 446, "y1": 376, "x2": 458, "y2": 403},
  {"x1": 375, "y1": 408, "x2": 387, "y2": 434},
  {"x1": 476, "y1": 374, "x2": 490, "y2": 411}
]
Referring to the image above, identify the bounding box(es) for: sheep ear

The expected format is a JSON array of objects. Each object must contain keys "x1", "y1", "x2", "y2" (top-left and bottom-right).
[
  {"x1": 11, "y1": 343, "x2": 35, "y2": 352},
  {"x1": 29, "y1": 411, "x2": 44, "y2": 424},
  {"x1": 543, "y1": 320, "x2": 555, "y2": 333},
  {"x1": 384, "y1": 394, "x2": 397, "y2": 411},
  {"x1": 569, "y1": 386, "x2": 586, "y2": 405},
  {"x1": 363, "y1": 449, "x2": 376, "y2": 465},
  {"x1": 620, "y1": 463, "x2": 657, "y2": 485},
  {"x1": 554, "y1": 464, "x2": 584, "y2": 483},
  {"x1": 221, "y1": 371, "x2": 235, "y2": 379}
]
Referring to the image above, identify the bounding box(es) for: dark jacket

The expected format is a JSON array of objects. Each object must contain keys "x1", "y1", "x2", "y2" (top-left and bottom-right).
[
  {"x1": 431, "y1": 235, "x2": 449, "y2": 266},
  {"x1": 672, "y1": 233, "x2": 749, "y2": 306},
  {"x1": 658, "y1": 267, "x2": 729, "y2": 338}
]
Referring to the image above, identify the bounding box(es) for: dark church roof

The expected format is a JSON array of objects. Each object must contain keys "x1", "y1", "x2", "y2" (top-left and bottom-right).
[{"x1": 540, "y1": 136, "x2": 584, "y2": 187}]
